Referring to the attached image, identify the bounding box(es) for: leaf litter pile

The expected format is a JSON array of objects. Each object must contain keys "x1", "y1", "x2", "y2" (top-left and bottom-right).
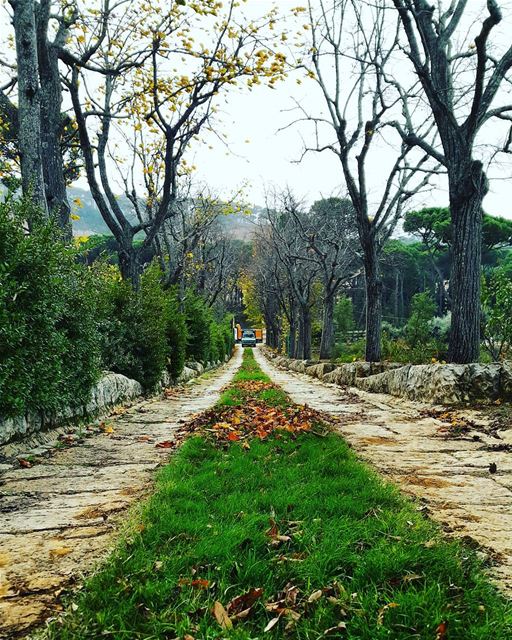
[
  {"x1": 45, "y1": 349, "x2": 512, "y2": 640},
  {"x1": 188, "y1": 394, "x2": 333, "y2": 446}
]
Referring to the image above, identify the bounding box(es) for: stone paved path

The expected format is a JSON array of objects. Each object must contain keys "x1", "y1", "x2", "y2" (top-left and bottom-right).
[
  {"x1": 0, "y1": 349, "x2": 242, "y2": 638},
  {"x1": 254, "y1": 347, "x2": 512, "y2": 596}
]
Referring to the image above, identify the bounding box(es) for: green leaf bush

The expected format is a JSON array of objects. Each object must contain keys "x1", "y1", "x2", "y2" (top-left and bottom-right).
[
  {"x1": 0, "y1": 200, "x2": 101, "y2": 417},
  {"x1": 0, "y1": 199, "x2": 232, "y2": 419}
]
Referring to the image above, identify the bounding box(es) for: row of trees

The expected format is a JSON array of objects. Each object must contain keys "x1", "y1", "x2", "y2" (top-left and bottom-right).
[
  {"x1": 0, "y1": 0, "x2": 285, "y2": 283},
  {"x1": 244, "y1": 195, "x2": 512, "y2": 362},
  {"x1": 246, "y1": 193, "x2": 357, "y2": 360},
  {"x1": 2, "y1": 1, "x2": 512, "y2": 364},
  {"x1": 296, "y1": 0, "x2": 512, "y2": 363}
]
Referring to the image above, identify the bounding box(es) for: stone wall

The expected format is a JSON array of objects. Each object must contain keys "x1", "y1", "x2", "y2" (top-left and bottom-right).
[
  {"x1": 263, "y1": 349, "x2": 512, "y2": 405},
  {"x1": 0, "y1": 355, "x2": 230, "y2": 446},
  {"x1": 0, "y1": 372, "x2": 143, "y2": 446}
]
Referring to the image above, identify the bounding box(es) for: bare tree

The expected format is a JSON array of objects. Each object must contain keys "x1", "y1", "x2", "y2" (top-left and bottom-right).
[
  {"x1": 392, "y1": 0, "x2": 512, "y2": 363},
  {"x1": 299, "y1": 0, "x2": 434, "y2": 361},
  {"x1": 303, "y1": 197, "x2": 359, "y2": 359},
  {"x1": 61, "y1": 0, "x2": 286, "y2": 286},
  {"x1": 249, "y1": 228, "x2": 289, "y2": 351},
  {"x1": 265, "y1": 190, "x2": 321, "y2": 359},
  {"x1": 156, "y1": 187, "x2": 245, "y2": 309}
]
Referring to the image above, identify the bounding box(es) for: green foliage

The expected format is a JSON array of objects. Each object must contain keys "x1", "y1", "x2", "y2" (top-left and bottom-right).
[
  {"x1": 334, "y1": 339, "x2": 366, "y2": 363},
  {"x1": 482, "y1": 270, "x2": 512, "y2": 361},
  {"x1": 0, "y1": 201, "x2": 231, "y2": 417},
  {"x1": 380, "y1": 292, "x2": 445, "y2": 364},
  {"x1": 184, "y1": 292, "x2": 213, "y2": 362},
  {"x1": 0, "y1": 199, "x2": 101, "y2": 417},
  {"x1": 95, "y1": 264, "x2": 191, "y2": 388},
  {"x1": 135, "y1": 265, "x2": 174, "y2": 389},
  {"x1": 334, "y1": 295, "x2": 354, "y2": 339},
  {"x1": 405, "y1": 207, "x2": 512, "y2": 253},
  {"x1": 405, "y1": 292, "x2": 436, "y2": 348},
  {"x1": 404, "y1": 207, "x2": 451, "y2": 250},
  {"x1": 166, "y1": 292, "x2": 188, "y2": 380}
]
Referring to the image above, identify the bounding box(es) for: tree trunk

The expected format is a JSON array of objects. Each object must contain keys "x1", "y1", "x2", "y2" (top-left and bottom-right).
[
  {"x1": 319, "y1": 294, "x2": 335, "y2": 360},
  {"x1": 429, "y1": 256, "x2": 447, "y2": 315},
  {"x1": 37, "y1": 26, "x2": 71, "y2": 237},
  {"x1": 393, "y1": 270, "x2": 399, "y2": 323},
  {"x1": 297, "y1": 305, "x2": 312, "y2": 360},
  {"x1": 119, "y1": 245, "x2": 141, "y2": 289},
  {"x1": 288, "y1": 320, "x2": 297, "y2": 358},
  {"x1": 10, "y1": 0, "x2": 47, "y2": 217},
  {"x1": 363, "y1": 244, "x2": 382, "y2": 362},
  {"x1": 447, "y1": 161, "x2": 487, "y2": 363}
]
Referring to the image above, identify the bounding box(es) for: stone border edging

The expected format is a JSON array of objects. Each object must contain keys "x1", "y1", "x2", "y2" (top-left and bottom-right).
[
  {"x1": 261, "y1": 347, "x2": 512, "y2": 405},
  {"x1": 0, "y1": 354, "x2": 232, "y2": 447}
]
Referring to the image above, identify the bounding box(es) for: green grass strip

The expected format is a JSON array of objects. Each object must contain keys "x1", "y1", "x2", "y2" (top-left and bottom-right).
[{"x1": 45, "y1": 348, "x2": 512, "y2": 639}]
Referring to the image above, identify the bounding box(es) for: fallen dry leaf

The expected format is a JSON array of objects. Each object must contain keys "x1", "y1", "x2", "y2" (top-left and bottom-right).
[
  {"x1": 226, "y1": 587, "x2": 264, "y2": 616},
  {"x1": 308, "y1": 589, "x2": 323, "y2": 603},
  {"x1": 324, "y1": 622, "x2": 347, "y2": 635},
  {"x1": 18, "y1": 458, "x2": 32, "y2": 468},
  {"x1": 212, "y1": 601, "x2": 233, "y2": 630},
  {"x1": 264, "y1": 615, "x2": 282, "y2": 632},
  {"x1": 436, "y1": 621, "x2": 448, "y2": 640},
  {"x1": 178, "y1": 578, "x2": 209, "y2": 589},
  {"x1": 377, "y1": 602, "x2": 399, "y2": 626},
  {"x1": 155, "y1": 440, "x2": 175, "y2": 449}
]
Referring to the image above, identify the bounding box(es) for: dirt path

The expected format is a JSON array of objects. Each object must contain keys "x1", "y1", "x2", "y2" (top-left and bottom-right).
[
  {"x1": 0, "y1": 349, "x2": 242, "y2": 638},
  {"x1": 254, "y1": 347, "x2": 512, "y2": 596}
]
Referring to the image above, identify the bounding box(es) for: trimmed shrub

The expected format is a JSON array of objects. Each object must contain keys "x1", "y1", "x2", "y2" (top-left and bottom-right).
[
  {"x1": 166, "y1": 291, "x2": 188, "y2": 379},
  {"x1": 94, "y1": 264, "x2": 190, "y2": 387},
  {"x1": 95, "y1": 263, "x2": 172, "y2": 390},
  {"x1": 184, "y1": 292, "x2": 213, "y2": 363},
  {"x1": 209, "y1": 315, "x2": 234, "y2": 363},
  {"x1": 0, "y1": 199, "x2": 101, "y2": 417}
]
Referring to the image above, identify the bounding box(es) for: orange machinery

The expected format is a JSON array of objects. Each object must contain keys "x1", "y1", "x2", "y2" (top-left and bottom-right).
[{"x1": 235, "y1": 324, "x2": 263, "y2": 343}]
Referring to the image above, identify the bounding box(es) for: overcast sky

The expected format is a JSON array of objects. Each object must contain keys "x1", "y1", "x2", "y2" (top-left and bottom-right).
[
  {"x1": 185, "y1": 0, "x2": 512, "y2": 217},
  {"x1": 1, "y1": 0, "x2": 511, "y2": 217}
]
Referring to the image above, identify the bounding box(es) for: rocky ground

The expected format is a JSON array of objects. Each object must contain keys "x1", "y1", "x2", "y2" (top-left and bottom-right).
[
  {"x1": 0, "y1": 350, "x2": 242, "y2": 638},
  {"x1": 254, "y1": 348, "x2": 512, "y2": 596}
]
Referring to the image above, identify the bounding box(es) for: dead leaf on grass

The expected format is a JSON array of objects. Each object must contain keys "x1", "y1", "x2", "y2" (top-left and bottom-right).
[
  {"x1": 377, "y1": 602, "x2": 399, "y2": 625},
  {"x1": 212, "y1": 601, "x2": 233, "y2": 630},
  {"x1": 226, "y1": 587, "x2": 264, "y2": 617},
  {"x1": 179, "y1": 578, "x2": 210, "y2": 589},
  {"x1": 324, "y1": 622, "x2": 347, "y2": 635},
  {"x1": 308, "y1": 589, "x2": 323, "y2": 603},
  {"x1": 264, "y1": 614, "x2": 282, "y2": 632}
]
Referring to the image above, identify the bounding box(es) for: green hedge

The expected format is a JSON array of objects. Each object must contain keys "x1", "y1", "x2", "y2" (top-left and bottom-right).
[
  {"x1": 0, "y1": 199, "x2": 232, "y2": 418},
  {"x1": 0, "y1": 200, "x2": 101, "y2": 417},
  {"x1": 184, "y1": 292, "x2": 234, "y2": 364}
]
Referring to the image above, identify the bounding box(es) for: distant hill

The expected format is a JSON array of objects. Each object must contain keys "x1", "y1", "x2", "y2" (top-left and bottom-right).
[
  {"x1": 69, "y1": 187, "x2": 137, "y2": 236},
  {"x1": 70, "y1": 187, "x2": 261, "y2": 240}
]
